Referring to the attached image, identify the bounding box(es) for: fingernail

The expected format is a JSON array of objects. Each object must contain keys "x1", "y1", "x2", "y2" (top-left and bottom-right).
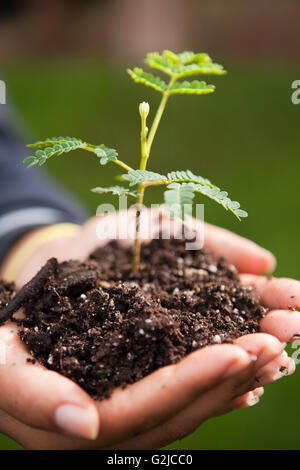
[
  {"x1": 271, "y1": 369, "x2": 288, "y2": 382},
  {"x1": 254, "y1": 387, "x2": 264, "y2": 397},
  {"x1": 288, "y1": 357, "x2": 296, "y2": 375},
  {"x1": 246, "y1": 391, "x2": 260, "y2": 407},
  {"x1": 269, "y1": 361, "x2": 294, "y2": 382},
  {"x1": 55, "y1": 404, "x2": 99, "y2": 440},
  {"x1": 248, "y1": 354, "x2": 258, "y2": 362},
  {"x1": 265, "y1": 251, "x2": 277, "y2": 273},
  {"x1": 255, "y1": 358, "x2": 294, "y2": 386}
]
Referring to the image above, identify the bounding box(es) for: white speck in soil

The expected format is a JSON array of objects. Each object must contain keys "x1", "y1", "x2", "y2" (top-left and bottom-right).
[
  {"x1": 212, "y1": 335, "x2": 222, "y2": 344},
  {"x1": 208, "y1": 264, "x2": 217, "y2": 273}
]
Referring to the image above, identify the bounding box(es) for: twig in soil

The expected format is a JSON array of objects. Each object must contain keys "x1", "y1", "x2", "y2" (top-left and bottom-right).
[{"x1": 0, "y1": 258, "x2": 58, "y2": 324}]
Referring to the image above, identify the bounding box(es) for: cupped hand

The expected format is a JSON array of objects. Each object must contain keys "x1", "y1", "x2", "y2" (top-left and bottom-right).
[{"x1": 0, "y1": 209, "x2": 298, "y2": 449}]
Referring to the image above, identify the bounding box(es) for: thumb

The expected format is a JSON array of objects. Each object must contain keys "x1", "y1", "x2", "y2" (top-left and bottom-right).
[{"x1": 0, "y1": 322, "x2": 99, "y2": 440}]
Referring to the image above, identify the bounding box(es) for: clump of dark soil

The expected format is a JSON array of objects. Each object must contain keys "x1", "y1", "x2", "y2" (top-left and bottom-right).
[{"x1": 0, "y1": 238, "x2": 267, "y2": 400}]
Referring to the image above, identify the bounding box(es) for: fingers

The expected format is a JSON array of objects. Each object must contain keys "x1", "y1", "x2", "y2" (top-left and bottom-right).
[
  {"x1": 234, "y1": 333, "x2": 295, "y2": 386},
  {"x1": 260, "y1": 310, "x2": 300, "y2": 342},
  {"x1": 94, "y1": 344, "x2": 254, "y2": 447},
  {"x1": 97, "y1": 335, "x2": 284, "y2": 448},
  {"x1": 109, "y1": 362, "x2": 261, "y2": 450},
  {"x1": 1, "y1": 386, "x2": 266, "y2": 450},
  {"x1": 0, "y1": 332, "x2": 291, "y2": 450},
  {"x1": 109, "y1": 335, "x2": 286, "y2": 449},
  {"x1": 228, "y1": 387, "x2": 264, "y2": 411},
  {"x1": 0, "y1": 323, "x2": 99, "y2": 440},
  {"x1": 3, "y1": 343, "x2": 254, "y2": 450},
  {"x1": 240, "y1": 274, "x2": 300, "y2": 309},
  {"x1": 234, "y1": 333, "x2": 286, "y2": 368},
  {"x1": 0, "y1": 408, "x2": 98, "y2": 450},
  {"x1": 203, "y1": 223, "x2": 276, "y2": 274},
  {"x1": 255, "y1": 351, "x2": 295, "y2": 386},
  {"x1": 226, "y1": 333, "x2": 290, "y2": 393}
]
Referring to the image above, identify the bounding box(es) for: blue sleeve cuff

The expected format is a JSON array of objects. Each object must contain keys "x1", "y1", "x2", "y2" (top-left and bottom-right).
[{"x1": 0, "y1": 206, "x2": 82, "y2": 263}]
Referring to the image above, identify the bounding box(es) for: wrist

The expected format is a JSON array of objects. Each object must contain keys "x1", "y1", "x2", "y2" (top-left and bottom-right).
[{"x1": 0, "y1": 223, "x2": 81, "y2": 282}]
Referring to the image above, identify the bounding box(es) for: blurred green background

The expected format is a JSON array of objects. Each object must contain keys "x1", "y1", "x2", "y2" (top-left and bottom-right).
[{"x1": 0, "y1": 0, "x2": 299, "y2": 450}]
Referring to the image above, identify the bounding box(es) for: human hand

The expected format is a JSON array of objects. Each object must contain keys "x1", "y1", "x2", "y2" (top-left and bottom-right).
[{"x1": 0, "y1": 210, "x2": 298, "y2": 449}]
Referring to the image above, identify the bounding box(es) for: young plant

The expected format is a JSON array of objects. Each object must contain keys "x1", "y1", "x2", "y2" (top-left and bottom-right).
[{"x1": 24, "y1": 50, "x2": 247, "y2": 272}]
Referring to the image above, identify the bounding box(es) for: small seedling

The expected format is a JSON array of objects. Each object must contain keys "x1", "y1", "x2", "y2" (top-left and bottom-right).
[{"x1": 24, "y1": 50, "x2": 247, "y2": 272}]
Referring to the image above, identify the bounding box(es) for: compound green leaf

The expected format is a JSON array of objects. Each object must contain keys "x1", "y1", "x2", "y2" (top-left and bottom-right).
[
  {"x1": 127, "y1": 68, "x2": 166, "y2": 93},
  {"x1": 144, "y1": 50, "x2": 226, "y2": 79},
  {"x1": 169, "y1": 80, "x2": 215, "y2": 95},
  {"x1": 91, "y1": 186, "x2": 138, "y2": 198},
  {"x1": 166, "y1": 170, "x2": 213, "y2": 186},
  {"x1": 145, "y1": 51, "x2": 178, "y2": 76},
  {"x1": 190, "y1": 183, "x2": 247, "y2": 220},
  {"x1": 121, "y1": 170, "x2": 167, "y2": 187},
  {"x1": 27, "y1": 136, "x2": 86, "y2": 149},
  {"x1": 25, "y1": 137, "x2": 87, "y2": 167},
  {"x1": 164, "y1": 182, "x2": 195, "y2": 219},
  {"x1": 94, "y1": 147, "x2": 118, "y2": 165}
]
